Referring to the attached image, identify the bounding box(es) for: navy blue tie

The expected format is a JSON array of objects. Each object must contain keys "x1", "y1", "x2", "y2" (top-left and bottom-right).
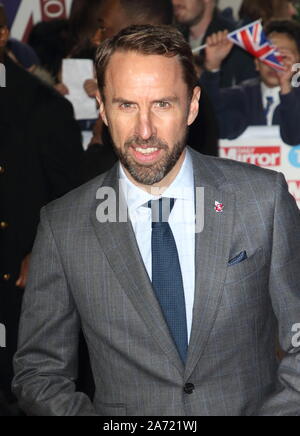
[
  {"x1": 149, "y1": 198, "x2": 188, "y2": 363},
  {"x1": 264, "y1": 96, "x2": 274, "y2": 119}
]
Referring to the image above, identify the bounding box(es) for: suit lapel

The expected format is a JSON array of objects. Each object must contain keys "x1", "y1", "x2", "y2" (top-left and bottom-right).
[
  {"x1": 185, "y1": 151, "x2": 236, "y2": 380},
  {"x1": 90, "y1": 165, "x2": 184, "y2": 376}
]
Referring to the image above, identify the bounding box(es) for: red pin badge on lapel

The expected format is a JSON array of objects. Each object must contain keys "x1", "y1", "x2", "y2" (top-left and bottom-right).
[{"x1": 215, "y1": 201, "x2": 224, "y2": 213}]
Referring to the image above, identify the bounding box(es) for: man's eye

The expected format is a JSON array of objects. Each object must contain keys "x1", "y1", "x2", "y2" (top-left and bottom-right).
[
  {"x1": 155, "y1": 101, "x2": 171, "y2": 109},
  {"x1": 120, "y1": 103, "x2": 135, "y2": 110}
]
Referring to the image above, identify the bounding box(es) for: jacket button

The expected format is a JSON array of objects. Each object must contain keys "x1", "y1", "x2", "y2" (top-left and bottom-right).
[
  {"x1": 0, "y1": 166, "x2": 4, "y2": 175},
  {"x1": 184, "y1": 383, "x2": 195, "y2": 394},
  {"x1": 0, "y1": 222, "x2": 8, "y2": 229},
  {"x1": 3, "y1": 274, "x2": 11, "y2": 281}
]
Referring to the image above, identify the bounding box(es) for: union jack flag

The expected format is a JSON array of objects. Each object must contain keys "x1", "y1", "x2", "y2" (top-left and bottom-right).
[{"x1": 228, "y1": 20, "x2": 285, "y2": 71}]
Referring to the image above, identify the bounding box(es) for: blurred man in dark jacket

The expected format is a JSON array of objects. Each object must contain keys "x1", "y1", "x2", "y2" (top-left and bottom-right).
[
  {"x1": 0, "y1": 4, "x2": 83, "y2": 413},
  {"x1": 172, "y1": 0, "x2": 257, "y2": 87}
]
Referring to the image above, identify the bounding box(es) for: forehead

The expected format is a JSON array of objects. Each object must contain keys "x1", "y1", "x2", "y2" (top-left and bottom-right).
[
  {"x1": 105, "y1": 51, "x2": 187, "y2": 96},
  {"x1": 269, "y1": 32, "x2": 299, "y2": 53}
]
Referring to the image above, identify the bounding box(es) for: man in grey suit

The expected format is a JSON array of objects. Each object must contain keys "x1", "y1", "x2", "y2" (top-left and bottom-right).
[{"x1": 13, "y1": 25, "x2": 300, "y2": 416}]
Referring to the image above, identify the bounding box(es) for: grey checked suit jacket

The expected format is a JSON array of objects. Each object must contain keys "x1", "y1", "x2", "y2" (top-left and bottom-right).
[{"x1": 13, "y1": 148, "x2": 300, "y2": 416}]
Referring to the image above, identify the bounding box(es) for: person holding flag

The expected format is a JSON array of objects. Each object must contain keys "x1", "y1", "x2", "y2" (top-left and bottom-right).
[
  {"x1": 172, "y1": 0, "x2": 258, "y2": 87},
  {"x1": 200, "y1": 19, "x2": 300, "y2": 145}
]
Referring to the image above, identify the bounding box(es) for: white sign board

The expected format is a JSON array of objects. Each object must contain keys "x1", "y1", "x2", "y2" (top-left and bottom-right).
[
  {"x1": 220, "y1": 126, "x2": 300, "y2": 208},
  {"x1": 62, "y1": 59, "x2": 98, "y2": 121}
]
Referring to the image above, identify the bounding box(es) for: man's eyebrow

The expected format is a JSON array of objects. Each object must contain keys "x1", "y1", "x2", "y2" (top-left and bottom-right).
[
  {"x1": 112, "y1": 98, "x2": 136, "y2": 105},
  {"x1": 112, "y1": 97, "x2": 180, "y2": 104},
  {"x1": 153, "y1": 96, "x2": 180, "y2": 103}
]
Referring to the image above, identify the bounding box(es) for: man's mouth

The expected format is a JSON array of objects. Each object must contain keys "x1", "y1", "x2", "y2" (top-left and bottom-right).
[
  {"x1": 135, "y1": 147, "x2": 159, "y2": 155},
  {"x1": 130, "y1": 146, "x2": 163, "y2": 163}
]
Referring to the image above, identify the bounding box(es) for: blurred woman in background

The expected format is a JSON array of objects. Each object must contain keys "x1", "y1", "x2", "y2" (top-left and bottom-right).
[
  {"x1": 29, "y1": 0, "x2": 104, "y2": 86},
  {"x1": 66, "y1": 0, "x2": 104, "y2": 59}
]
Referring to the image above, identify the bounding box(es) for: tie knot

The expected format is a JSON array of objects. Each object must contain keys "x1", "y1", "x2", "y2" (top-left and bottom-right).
[
  {"x1": 148, "y1": 198, "x2": 175, "y2": 224},
  {"x1": 266, "y1": 96, "x2": 274, "y2": 108}
]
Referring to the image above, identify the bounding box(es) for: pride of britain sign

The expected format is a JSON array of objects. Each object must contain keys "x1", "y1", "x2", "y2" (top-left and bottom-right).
[{"x1": 1, "y1": 0, "x2": 74, "y2": 42}]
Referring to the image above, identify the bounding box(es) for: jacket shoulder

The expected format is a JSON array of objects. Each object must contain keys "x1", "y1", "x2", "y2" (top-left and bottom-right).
[
  {"x1": 208, "y1": 154, "x2": 278, "y2": 177},
  {"x1": 43, "y1": 172, "x2": 109, "y2": 227},
  {"x1": 239, "y1": 78, "x2": 261, "y2": 88}
]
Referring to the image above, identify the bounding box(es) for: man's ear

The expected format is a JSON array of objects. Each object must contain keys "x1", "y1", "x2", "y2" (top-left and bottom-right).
[
  {"x1": 96, "y1": 90, "x2": 108, "y2": 126},
  {"x1": 187, "y1": 86, "x2": 201, "y2": 126}
]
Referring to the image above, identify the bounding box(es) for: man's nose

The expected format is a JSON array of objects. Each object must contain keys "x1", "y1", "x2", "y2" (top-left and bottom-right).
[{"x1": 135, "y1": 111, "x2": 155, "y2": 140}]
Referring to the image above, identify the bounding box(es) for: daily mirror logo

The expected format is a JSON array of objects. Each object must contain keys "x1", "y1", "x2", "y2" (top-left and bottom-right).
[
  {"x1": 220, "y1": 146, "x2": 281, "y2": 167},
  {"x1": 2, "y1": 0, "x2": 73, "y2": 42}
]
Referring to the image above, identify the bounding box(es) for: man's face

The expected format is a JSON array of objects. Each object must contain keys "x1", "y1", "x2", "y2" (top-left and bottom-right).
[
  {"x1": 256, "y1": 32, "x2": 300, "y2": 87},
  {"x1": 172, "y1": 0, "x2": 207, "y2": 26},
  {"x1": 98, "y1": 52, "x2": 200, "y2": 186}
]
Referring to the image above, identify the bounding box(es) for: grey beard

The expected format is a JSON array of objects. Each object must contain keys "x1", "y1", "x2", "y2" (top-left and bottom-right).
[{"x1": 111, "y1": 133, "x2": 187, "y2": 186}]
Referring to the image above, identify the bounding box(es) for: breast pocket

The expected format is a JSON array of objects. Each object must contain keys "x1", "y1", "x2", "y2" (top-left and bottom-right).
[{"x1": 225, "y1": 247, "x2": 266, "y2": 285}]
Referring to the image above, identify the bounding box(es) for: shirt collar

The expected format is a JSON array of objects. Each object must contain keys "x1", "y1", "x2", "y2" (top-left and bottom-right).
[
  {"x1": 261, "y1": 82, "x2": 281, "y2": 102},
  {"x1": 119, "y1": 149, "x2": 194, "y2": 213}
]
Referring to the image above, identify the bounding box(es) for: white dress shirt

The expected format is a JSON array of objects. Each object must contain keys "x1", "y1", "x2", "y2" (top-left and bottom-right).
[
  {"x1": 261, "y1": 82, "x2": 281, "y2": 126},
  {"x1": 119, "y1": 150, "x2": 195, "y2": 342}
]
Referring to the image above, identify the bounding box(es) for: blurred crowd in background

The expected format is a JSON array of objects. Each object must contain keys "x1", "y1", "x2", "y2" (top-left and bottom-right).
[{"x1": 1, "y1": 0, "x2": 300, "y2": 416}]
